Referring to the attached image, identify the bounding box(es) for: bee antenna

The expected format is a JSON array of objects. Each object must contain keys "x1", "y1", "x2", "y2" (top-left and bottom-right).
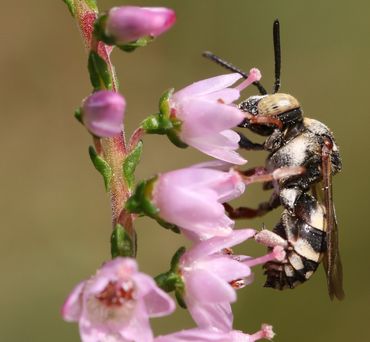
[
  {"x1": 273, "y1": 19, "x2": 281, "y2": 93},
  {"x1": 202, "y1": 51, "x2": 267, "y2": 95}
]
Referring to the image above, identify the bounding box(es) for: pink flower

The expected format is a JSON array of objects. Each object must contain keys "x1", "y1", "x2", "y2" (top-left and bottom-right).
[
  {"x1": 105, "y1": 6, "x2": 176, "y2": 44},
  {"x1": 179, "y1": 229, "x2": 256, "y2": 331},
  {"x1": 152, "y1": 166, "x2": 245, "y2": 240},
  {"x1": 62, "y1": 258, "x2": 175, "y2": 342},
  {"x1": 170, "y1": 69, "x2": 261, "y2": 164},
  {"x1": 155, "y1": 324, "x2": 275, "y2": 342},
  {"x1": 82, "y1": 90, "x2": 125, "y2": 137}
]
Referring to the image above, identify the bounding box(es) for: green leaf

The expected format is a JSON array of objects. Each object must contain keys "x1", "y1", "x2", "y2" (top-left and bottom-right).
[
  {"x1": 125, "y1": 180, "x2": 158, "y2": 217},
  {"x1": 123, "y1": 141, "x2": 143, "y2": 190},
  {"x1": 85, "y1": 0, "x2": 98, "y2": 11},
  {"x1": 88, "y1": 146, "x2": 112, "y2": 190},
  {"x1": 155, "y1": 218, "x2": 180, "y2": 233},
  {"x1": 175, "y1": 288, "x2": 187, "y2": 309},
  {"x1": 111, "y1": 224, "x2": 135, "y2": 258},
  {"x1": 118, "y1": 36, "x2": 154, "y2": 52},
  {"x1": 159, "y1": 89, "x2": 174, "y2": 116},
  {"x1": 155, "y1": 271, "x2": 179, "y2": 292},
  {"x1": 170, "y1": 247, "x2": 186, "y2": 272},
  {"x1": 74, "y1": 108, "x2": 83, "y2": 124},
  {"x1": 93, "y1": 14, "x2": 116, "y2": 45},
  {"x1": 167, "y1": 129, "x2": 188, "y2": 148},
  {"x1": 62, "y1": 0, "x2": 75, "y2": 17},
  {"x1": 88, "y1": 51, "x2": 113, "y2": 91},
  {"x1": 141, "y1": 113, "x2": 174, "y2": 134}
]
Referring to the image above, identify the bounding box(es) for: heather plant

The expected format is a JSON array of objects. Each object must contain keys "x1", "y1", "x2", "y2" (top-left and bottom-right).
[{"x1": 61, "y1": 1, "x2": 299, "y2": 341}]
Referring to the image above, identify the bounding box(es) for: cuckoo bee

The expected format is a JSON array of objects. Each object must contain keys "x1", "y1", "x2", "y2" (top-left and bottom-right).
[{"x1": 203, "y1": 20, "x2": 344, "y2": 300}]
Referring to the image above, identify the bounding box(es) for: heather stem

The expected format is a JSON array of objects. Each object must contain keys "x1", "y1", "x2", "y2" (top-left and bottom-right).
[{"x1": 70, "y1": 0, "x2": 135, "y2": 251}]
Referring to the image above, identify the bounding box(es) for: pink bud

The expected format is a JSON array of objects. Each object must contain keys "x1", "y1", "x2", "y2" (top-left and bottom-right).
[
  {"x1": 106, "y1": 6, "x2": 176, "y2": 44},
  {"x1": 82, "y1": 90, "x2": 125, "y2": 137}
]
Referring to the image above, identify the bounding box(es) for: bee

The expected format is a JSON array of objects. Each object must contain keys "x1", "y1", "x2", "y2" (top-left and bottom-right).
[{"x1": 203, "y1": 20, "x2": 344, "y2": 300}]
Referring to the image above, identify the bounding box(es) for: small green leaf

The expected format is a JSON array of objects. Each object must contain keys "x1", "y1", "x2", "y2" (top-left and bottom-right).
[
  {"x1": 93, "y1": 14, "x2": 116, "y2": 45},
  {"x1": 74, "y1": 108, "x2": 83, "y2": 124},
  {"x1": 170, "y1": 247, "x2": 186, "y2": 272},
  {"x1": 118, "y1": 37, "x2": 154, "y2": 52},
  {"x1": 159, "y1": 89, "x2": 174, "y2": 116},
  {"x1": 125, "y1": 180, "x2": 158, "y2": 217},
  {"x1": 155, "y1": 218, "x2": 180, "y2": 233},
  {"x1": 111, "y1": 224, "x2": 134, "y2": 258},
  {"x1": 62, "y1": 0, "x2": 75, "y2": 17},
  {"x1": 141, "y1": 113, "x2": 174, "y2": 134},
  {"x1": 155, "y1": 271, "x2": 179, "y2": 293},
  {"x1": 175, "y1": 287, "x2": 187, "y2": 309},
  {"x1": 85, "y1": 0, "x2": 98, "y2": 11},
  {"x1": 88, "y1": 146, "x2": 112, "y2": 190},
  {"x1": 123, "y1": 141, "x2": 143, "y2": 190},
  {"x1": 88, "y1": 51, "x2": 113, "y2": 91},
  {"x1": 167, "y1": 129, "x2": 188, "y2": 148}
]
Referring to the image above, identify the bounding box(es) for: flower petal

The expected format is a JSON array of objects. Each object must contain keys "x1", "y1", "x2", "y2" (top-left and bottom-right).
[
  {"x1": 154, "y1": 328, "x2": 236, "y2": 342},
  {"x1": 185, "y1": 131, "x2": 246, "y2": 165},
  {"x1": 133, "y1": 273, "x2": 176, "y2": 317},
  {"x1": 186, "y1": 298, "x2": 233, "y2": 332},
  {"x1": 178, "y1": 99, "x2": 244, "y2": 137},
  {"x1": 61, "y1": 281, "x2": 85, "y2": 322},
  {"x1": 200, "y1": 256, "x2": 251, "y2": 282},
  {"x1": 185, "y1": 229, "x2": 256, "y2": 261},
  {"x1": 154, "y1": 182, "x2": 233, "y2": 237},
  {"x1": 172, "y1": 73, "x2": 242, "y2": 101},
  {"x1": 119, "y1": 301, "x2": 153, "y2": 342},
  {"x1": 198, "y1": 88, "x2": 241, "y2": 104},
  {"x1": 185, "y1": 268, "x2": 236, "y2": 303}
]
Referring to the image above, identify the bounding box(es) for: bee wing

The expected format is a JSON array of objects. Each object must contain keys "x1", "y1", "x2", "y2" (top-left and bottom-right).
[{"x1": 321, "y1": 138, "x2": 345, "y2": 300}]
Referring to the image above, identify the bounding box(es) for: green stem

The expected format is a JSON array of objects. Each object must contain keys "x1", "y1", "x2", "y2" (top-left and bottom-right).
[{"x1": 70, "y1": 0, "x2": 136, "y2": 253}]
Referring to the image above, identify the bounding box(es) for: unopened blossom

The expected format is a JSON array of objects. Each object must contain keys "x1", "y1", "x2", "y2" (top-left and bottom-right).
[
  {"x1": 62, "y1": 258, "x2": 175, "y2": 342},
  {"x1": 169, "y1": 69, "x2": 261, "y2": 164},
  {"x1": 152, "y1": 165, "x2": 245, "y2": 240},
  {"x1": 105, "y1": 6, "x2": 176, "y2": 44},
  {"x1": 82, "y1": 90, "x2": 125, "y2": 137},
  {"x1": 179, "y1": 229, "x2": 256, "y2": 331},
  {"x1": 155, "y1": 324, "x2": 275, "y2": 342}
]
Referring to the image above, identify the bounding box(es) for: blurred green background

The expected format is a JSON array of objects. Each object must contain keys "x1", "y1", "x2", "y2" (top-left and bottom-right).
[{"x1": 1, "y1": 0, "x2": 369, "y2": 341}]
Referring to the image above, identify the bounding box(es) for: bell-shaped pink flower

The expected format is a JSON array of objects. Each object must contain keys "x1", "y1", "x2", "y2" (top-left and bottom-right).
[
  {"x1": 105, "y1": 6, "x2": 176, "y2": 44},
  {"x1": 152, "y1": 165, "x2": 245, "y2": 240},
  {"x1": 82, "y1": 90, "x2": 125, "y2": 137},
  {"x1": 155, "y1": 324, "x2": 275, "y2": 342},
  {"x1": 62, "y1": 258, "x2": 175, "y2": 342},
  {"x1": 170, "y1": 69, "x2": 261, "y2": 164},
  {"x1": 179, "y1": 229, "x2": 256, "y2": 331}
]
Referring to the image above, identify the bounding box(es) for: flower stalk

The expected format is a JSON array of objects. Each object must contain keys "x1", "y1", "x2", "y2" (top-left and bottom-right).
[{"x1": 70, "y1": 0, "x2": 135, "y2": 248}]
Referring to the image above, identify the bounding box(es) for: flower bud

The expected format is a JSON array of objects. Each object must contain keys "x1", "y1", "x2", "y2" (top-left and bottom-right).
[
  {"x1": 105, "y1": 6, "x2": 176, "y2": 44},
  {"x1": 82, "y1": 90, "x2": 125, "y2": 137}
]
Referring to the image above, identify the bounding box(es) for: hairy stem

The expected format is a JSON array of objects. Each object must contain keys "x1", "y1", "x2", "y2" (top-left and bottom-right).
[{"x1": 71, "y1": 0, "x2": 135, "y2": 251}]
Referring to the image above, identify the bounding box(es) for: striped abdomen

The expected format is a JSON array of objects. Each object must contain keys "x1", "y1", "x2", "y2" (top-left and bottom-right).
[{"x1": 264, "y1": 193, "x2": 327, "y2": 290}]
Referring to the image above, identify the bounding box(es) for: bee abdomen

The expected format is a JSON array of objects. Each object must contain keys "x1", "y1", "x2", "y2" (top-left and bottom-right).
[
  {"x1": 264, "y1": 250, "x2": 320, "y2": 290},
  {"x1": 263, "y1": 208, "x2": 326, "y2": 290}
]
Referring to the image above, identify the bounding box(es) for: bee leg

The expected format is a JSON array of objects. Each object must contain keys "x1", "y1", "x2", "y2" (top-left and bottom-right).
[
  {"x1": 237, "y1": 132, "x2": 264, "y2": 150},
  {"x1": 224, "y1": 192, "x2": 280, "y2": 219},
  {"x1": 255, "y1": 229, "x2": 289, "y2": 248}
]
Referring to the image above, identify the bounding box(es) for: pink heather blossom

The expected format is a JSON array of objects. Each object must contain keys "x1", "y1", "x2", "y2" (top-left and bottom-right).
[
  {"x1": 82, "y1": 90, "x2": 125, "y2": 137},
  {"x1": 154, "y1": 324, "x2": 275, "y2": 342},
  {"x1": 170, "y1": 69, "x2": 261, "y2": 164},
  {"x1": 62, "y1": 258, "x2": 175, "y2": 342},
  {"x1": 105, "y1": 6, "x2": 176, "y2": 44},
  {"x1": 152, "y1": 166, "x2": 245, "y2": 240},
  {"x1": 179, "y1": 229, "x2": 256, "y2": 331}
]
